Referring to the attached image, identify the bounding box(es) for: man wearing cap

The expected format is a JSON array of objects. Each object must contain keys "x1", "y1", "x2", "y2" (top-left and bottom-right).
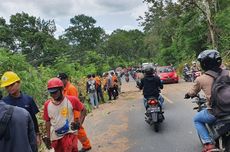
[
  {"x1": 0, "y1": 71, "x2": 40, "y2": 149},
  {"x1": 57, "y1": 73, "x2": 92, "y2": 152},
  {"x1": 43, "y1": 77, "x2": 87, "y2": 152},
  {"x1": 57, "y1": 73, "x2": 79, "y2": 97}
]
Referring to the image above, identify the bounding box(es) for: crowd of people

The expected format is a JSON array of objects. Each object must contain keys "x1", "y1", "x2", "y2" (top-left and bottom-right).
[
  {"x1": 0, "y1": 49, "x2": 229, "y2": 152},
  {"x1": 0, "y1": 69, "x2": 124, "y2": 152}
]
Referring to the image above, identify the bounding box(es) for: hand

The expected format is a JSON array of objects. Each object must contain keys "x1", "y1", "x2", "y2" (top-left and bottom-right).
[
  {"x1": 184, "y1": 93, "x2": 191, "y2": 99},
  {"x1": 36, "y1": 134, "x2": 41, "y2": 146},
  {"x1": 42, "y1": 136, "x2": 52, "y2": 150},
  {"x1": 71, "y1": 122, "x2": 81, "y2": 130}
]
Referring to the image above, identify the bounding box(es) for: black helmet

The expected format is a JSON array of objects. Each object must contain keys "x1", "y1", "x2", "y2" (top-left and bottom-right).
[
  {"x1": 197, "y1": 50, "x2": 222, "y2": 71},
  {"x1": 144, "y1": 65, "x2": 154, "y2": 75}
]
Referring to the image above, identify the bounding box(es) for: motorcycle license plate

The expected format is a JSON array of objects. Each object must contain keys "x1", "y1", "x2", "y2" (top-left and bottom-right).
[{"x1": 150, "y1": 107, "x2": 160, "y2": 112}]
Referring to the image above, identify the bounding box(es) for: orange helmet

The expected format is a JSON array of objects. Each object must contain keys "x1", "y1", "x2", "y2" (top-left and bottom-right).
[{"x1": 47, "y1": 77, "x2": 63, "y2": 93}]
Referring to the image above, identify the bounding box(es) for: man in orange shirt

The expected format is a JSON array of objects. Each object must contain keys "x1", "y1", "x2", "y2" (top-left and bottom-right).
[
  {"x1": 57, "y1": 73, "x2": 92, "y2": 152},
  {"x1": 92, "y1": 74, "x2": 104, "y2": 103}
]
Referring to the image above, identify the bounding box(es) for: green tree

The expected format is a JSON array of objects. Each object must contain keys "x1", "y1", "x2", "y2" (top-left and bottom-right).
[{"x1": 63, "y1": 14, "x2": 105, "y2": 60}]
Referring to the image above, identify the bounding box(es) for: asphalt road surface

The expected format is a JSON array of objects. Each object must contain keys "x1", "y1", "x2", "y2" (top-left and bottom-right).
[{"x1": 82, "y1": 76, "x2": 203, "y2": 152}]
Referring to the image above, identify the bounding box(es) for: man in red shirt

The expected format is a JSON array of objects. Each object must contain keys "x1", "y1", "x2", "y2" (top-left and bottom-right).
[
  {"x1": 43, "y1": 77, "x2": 86, "y2": 152},
  {"x1": 57, "y1": 73, "x2": 92, "y2": 152}
]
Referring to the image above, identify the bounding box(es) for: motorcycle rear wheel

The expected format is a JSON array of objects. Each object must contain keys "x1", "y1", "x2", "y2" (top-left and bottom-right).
[{"x1": 153, "y1": 122, "x2": 159, "y2": 132}]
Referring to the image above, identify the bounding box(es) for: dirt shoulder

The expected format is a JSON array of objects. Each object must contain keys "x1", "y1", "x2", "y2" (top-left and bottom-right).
[{"x1": 83, "y1": 81, "x2": 142, "y2": 152}]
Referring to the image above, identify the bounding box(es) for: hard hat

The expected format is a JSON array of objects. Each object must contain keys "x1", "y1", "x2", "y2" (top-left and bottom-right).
[
  {"x1": 47, "y1": 77, "x2": 64, "y2": 93},
  {"x1": 0, "y1": 71, "x2": 20, "y2": 88}
]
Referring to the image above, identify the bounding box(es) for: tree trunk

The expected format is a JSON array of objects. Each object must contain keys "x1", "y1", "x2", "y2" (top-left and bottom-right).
[{"x1": 203, "y1": 0, "x2": 217, "y2": 49}]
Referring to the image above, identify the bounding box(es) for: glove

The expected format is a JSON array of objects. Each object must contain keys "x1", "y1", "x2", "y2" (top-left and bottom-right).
[
  {"x1": 184, "y1": 93, "x2": 191, "y2": 99},
  {"x1": 71, "y1": 122, "x2": 81, "y2": 130},
  {"x1": 42, "y1": 136, "x2": 52, "y2": 150}
]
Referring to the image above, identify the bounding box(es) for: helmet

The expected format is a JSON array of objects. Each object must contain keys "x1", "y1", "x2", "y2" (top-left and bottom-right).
[
  {"x1": 47, "y1": 77, "x2": 64, "y2": 93},
  {"x1": 144, "y1": 65, "x2": 154, "y2": 75},
  {"x1": 192, "y1": 61, "x2": 196, "y2": 64},
  {"x1": 197, "y1": 50, "x2": 222, "y2": 71},
  {"x1": 1, "y1": 71, "x2": 20, "y2": 88}
]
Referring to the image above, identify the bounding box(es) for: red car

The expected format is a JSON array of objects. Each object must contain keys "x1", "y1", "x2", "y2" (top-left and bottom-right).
[{"x1": 157, "y1": 66, "x2": 179, "y2": 83}]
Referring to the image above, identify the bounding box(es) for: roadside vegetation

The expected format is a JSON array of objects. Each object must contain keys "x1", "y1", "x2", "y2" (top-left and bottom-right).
[
  {"x1": 0, "y1": 1, "x2": 229, "y2": 151},
  {"x1": 1, "y1": 0, "x2": 229, "y2": 106}
]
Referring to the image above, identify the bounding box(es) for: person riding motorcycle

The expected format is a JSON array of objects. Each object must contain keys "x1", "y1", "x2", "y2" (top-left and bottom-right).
[
  {"x1": 138, "y1": 66, "x2": 163, "y2": 109},
  {"x1": 191, "y1": 61, "x2": 201, "y2": 80},
  {"x1": 191, "y1": 61, "x2": 200, "y2": 72},
  {"x1": 183, "y1": 63, "x2": 191, "y2": 81},
  {"x1": 185, "y1": 50, "x2": 229, "y2": 152},
  {"x1": 183, "y1": 63, "x2": 190, "y2": 73}
]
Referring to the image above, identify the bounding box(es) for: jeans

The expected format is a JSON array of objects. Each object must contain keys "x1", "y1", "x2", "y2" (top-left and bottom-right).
[
  {"x1": 96, "y1": 85, "x2": 104, "y2": 103},
  {"x1": 158, "y1": 95, "x2": 164, "y2": 107},
  {"x1": 88, "y1": 92, "x2": 98, "y2": 107},
  {"x1": 193, "y1": 109, "x2": 216, "y2": 144},
  {"x1": 143, "y1": 96, "x2": 163, "y2": 110}
]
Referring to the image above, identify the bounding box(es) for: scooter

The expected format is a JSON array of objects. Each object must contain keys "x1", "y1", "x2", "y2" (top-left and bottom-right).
[
  {"x1": 183, "y1": 71, "x2": 193, "y2": 82},
  {"x1": 189, "y1": 95, "x2": 230, "y2": 151},
  {"x1": 145, "y1": 97, "x2": 164, "y2": 132}
]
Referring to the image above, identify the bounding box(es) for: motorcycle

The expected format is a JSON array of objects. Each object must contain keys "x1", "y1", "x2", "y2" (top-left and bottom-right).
[
  {"x1": 190, "y1": 94, "x2": 230, "y2": 151},
  {"x1": 125, "y1": 75, "x2": 129, "y2": 82},
  {"x1": 183, "y1": 71, "x2": 193, "y2": 82},
  {"x1": 145, "y1": 97, "x2": 164, "y2": 132}
]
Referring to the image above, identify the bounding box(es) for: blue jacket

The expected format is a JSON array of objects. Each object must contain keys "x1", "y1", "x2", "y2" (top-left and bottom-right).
[{"x1": 0, "y1": 101, "x2": 37, "y2": 152}]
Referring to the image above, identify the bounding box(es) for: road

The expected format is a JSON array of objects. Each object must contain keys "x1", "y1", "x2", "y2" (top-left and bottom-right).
[{"x1": 82, "y1": 77, "x2": 203, "y2": 152}]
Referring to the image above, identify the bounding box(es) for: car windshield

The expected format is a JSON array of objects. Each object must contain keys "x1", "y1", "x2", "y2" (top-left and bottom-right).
[{"x1": 158, "y1": 67, "x2": 174, "y2": 73}]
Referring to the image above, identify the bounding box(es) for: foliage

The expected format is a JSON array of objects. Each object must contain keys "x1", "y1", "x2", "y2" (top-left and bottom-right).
[{"x1": 140, "y1": 0, "x2": 230, "y2": 67}]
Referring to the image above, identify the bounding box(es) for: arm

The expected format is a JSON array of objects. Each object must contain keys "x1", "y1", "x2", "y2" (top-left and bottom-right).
[
  {"x1": 42, "y1": 101, "x2": 52, "y2": 149},
  {"x1": 158, "y1": 77, "x2": 163, "y2": 89},
  {"x1": 79, "y1": 107, "x2": 87, "y2": 125},
  {"x1": 139, "y1": 78, "x2": 144, "y2": 90},
  {"x1": 45, "y1": 121, "x2": 51, "y2": 138},
  {"x1": 185, "y1": 79, "x2": 201, "y2": 98},
  {"x1": 27, "y1": 114, "x2": 38, "y2": 152},
  {"x1": 31, "y1": 114, "x2": 39, "y2": 134},
  {"x1": 69, "y1": 96, "x2": 86, "y2": 130}
]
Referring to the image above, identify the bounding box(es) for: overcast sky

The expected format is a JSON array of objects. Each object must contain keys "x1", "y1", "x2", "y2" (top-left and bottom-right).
[{"x1": 0, "y1": 0, "x2": 148, "y2": 36}]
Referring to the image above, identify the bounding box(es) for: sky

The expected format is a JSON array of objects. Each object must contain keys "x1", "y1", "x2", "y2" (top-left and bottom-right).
[{"x1": 0, "y1": 0, "x2": 148, "y2": 36}]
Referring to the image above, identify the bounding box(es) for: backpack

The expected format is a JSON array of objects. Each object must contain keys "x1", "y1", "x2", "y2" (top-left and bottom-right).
[
  {"x1": 205, "y1": 69, "x2": 230, "y2": 118},
  {"x1": 88, "y1": 80, "x2": 96, "y2": 93},
  {"x1": 0, "y1": 104, "x2": 14, "y2": 140}
]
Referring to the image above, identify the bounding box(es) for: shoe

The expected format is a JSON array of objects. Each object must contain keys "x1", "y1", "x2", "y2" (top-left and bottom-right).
[
  {"x1": 79, "y1": 147, "x2": 92, "y2": 152},
  {"x1": 202, "y1": 143, "x2": 215, "y2": 152}
]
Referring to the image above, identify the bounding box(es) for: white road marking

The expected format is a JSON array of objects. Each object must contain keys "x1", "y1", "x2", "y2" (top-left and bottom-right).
[{"x1": 161, "y1": 94, "x2": 174, "y2": 104}]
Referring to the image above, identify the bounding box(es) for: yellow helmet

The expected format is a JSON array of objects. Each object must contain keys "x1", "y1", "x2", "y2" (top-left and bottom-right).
[{"x1": 0, "y1": 71, "x2": 20, "y2": 88}]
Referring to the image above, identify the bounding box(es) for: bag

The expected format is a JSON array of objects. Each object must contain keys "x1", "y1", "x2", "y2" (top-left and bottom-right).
[
  {"x1": 0, "y1": 104, "x2": 14, "y2": 140},
  {"x1": 205, "y1": 69, "x2": 230, "y2": 117},
  {"x1": 88, "y1": 80, "x2": 96, "y2": 93},
  {"x1": 55, "y1": 119, "x2": 69, "y2": 137}
]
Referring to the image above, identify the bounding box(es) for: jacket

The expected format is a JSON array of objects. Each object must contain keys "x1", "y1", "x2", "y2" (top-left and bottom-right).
[
  {"x1": 139, "y1": 75, "x2": 163, "y2": 98},
  {"x1": 0, "y1": 101, "x2": 37, "y2": 152},
  {"x1": 188, "y1": 70, "x2": 230, "y2": 109}
]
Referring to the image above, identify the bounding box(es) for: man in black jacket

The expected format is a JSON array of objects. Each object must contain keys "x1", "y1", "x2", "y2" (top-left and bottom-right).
[{"x1": 138, "y1": 66, "x2": 163, "y2": 109}]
